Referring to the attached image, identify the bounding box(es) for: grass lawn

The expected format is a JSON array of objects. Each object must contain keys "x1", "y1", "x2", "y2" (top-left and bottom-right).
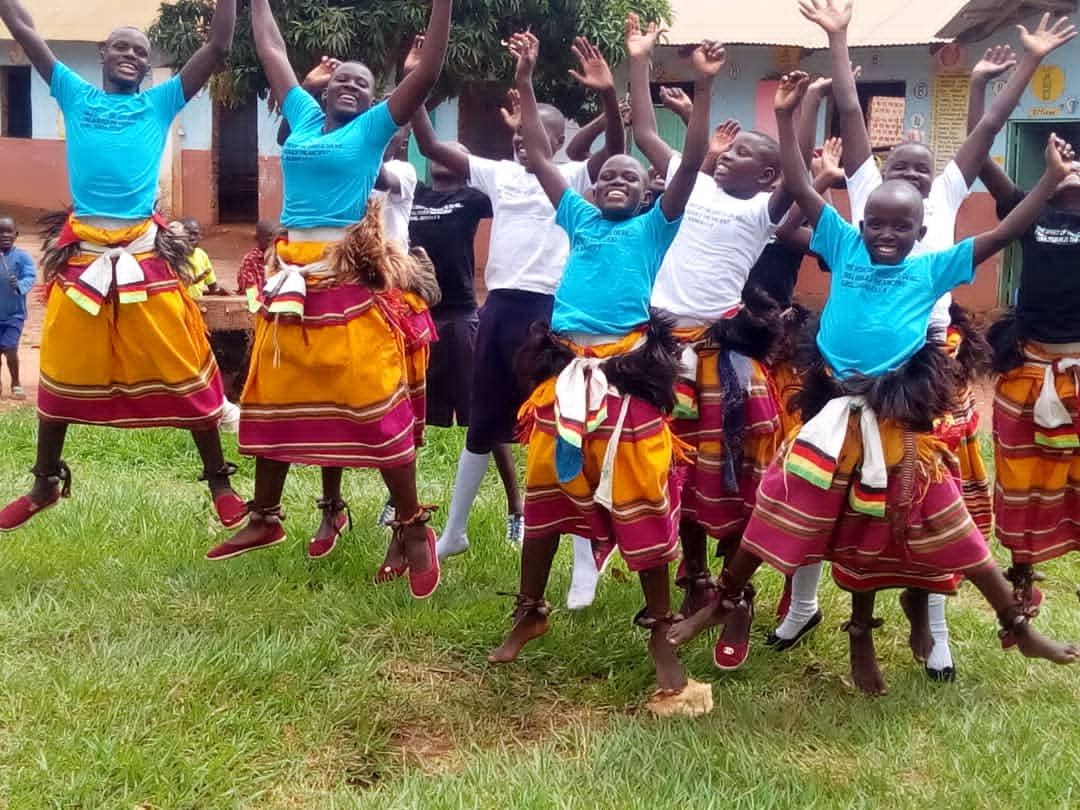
[{"x1": 0, "y1": 411, "x2": 1077, "y2": 808}]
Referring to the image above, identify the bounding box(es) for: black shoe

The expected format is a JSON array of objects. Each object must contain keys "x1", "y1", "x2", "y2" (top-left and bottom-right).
[
  {"x1": 765, "y1": 609, "x2": 823, "y2": 652},
  {"x1": 926, "y1": 664, "x2": 956, "y2": 683}
]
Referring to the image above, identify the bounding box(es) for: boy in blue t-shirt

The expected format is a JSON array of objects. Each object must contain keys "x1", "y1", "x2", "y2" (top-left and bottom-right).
[
  {"x1": 670, "y1": 70, "x2": 1080, "y2": 695},
  {"x1": 487, "y1": 31, "x2": 726, "y2": 717},
  {"x1": 0, "y1": 217, "x2": 35, "y2": 400}
]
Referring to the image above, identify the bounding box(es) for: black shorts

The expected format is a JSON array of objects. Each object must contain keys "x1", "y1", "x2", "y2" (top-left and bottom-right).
[
  {"x1": 465, "y1": 289, "x2": 554, "y2": 452},
  {"x1": 426, "y1": 309, "x2": 479, "y2": 428}
]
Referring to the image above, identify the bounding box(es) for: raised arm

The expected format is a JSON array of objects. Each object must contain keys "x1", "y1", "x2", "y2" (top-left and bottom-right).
[
  {"x1": 658, "y1": 86, "x2": 692, "y2": 126},
  {"x1": 798, "y1": 76, "x2": 832, "y2": 167},
  {"x1": 775, "y1": 72, "x2": 825, "y2": 225},
  {"x1": 700, "y1": 119, "x2": 740, "y2": 178},
  {"x1": 972, "y1": 134, "x2": 1072, "y2": 265},
  {"x1": 251, "y1": 0, "x2": 299, "y2": 105},
  {"x1": 178, "y1": 0, "x2": 236, "y2": 101},
  {"x1": 627, "y1": 13, "x2": 673, "y2": 178},
  {"x1": 778, "y1": 136, "x2": 844, "y2": 249},
  {"x1": 800, "y1": 0, "x2": 870, "y2": 172},
  {"x1": 386, "y1": 0, "x2": 452, "y2": 126},
  {"x1": 566, "y1": 38, "x2": 624, "y2": 180},
  {"x1": 404, "y1": 37, "x2": 470, "y2": 180},
  {"x1": 662, "y1": 41, "x2": 724, "y2": 221},
  {"x1": 509, "y1": 32, "x2": 568, "y2": 206},
  {"x1": 966, "y1": 46, "x2": 1019, "y2": 204},
  {"x1": 275, "y1": 57, "x2": 341, "y2": 146},
  {"x1": 565, "y1": 111, "x2": 607, "y2": 162},
  {"x1": 0, "y1": 0, "x2": 57, "y2": 82},
  {"x1": 956, "y1": 14, "x2": 1076, "y2": 185}
]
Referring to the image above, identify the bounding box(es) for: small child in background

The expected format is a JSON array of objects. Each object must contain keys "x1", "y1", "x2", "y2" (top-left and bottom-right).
[
  {"x1": 180, "y1": 218, "x2": 226, "y2": 297},
  {"x1": 236, "y1": 220, "x2": 276, "y2": 295},
  {"x1": 0, "y1": 216, "x2": 35, "y2": 400}
]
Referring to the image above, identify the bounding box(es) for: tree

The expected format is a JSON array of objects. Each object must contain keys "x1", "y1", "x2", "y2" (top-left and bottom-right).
[{"x1": 149, "y1": 0, "x2": 671, "y2": 120}]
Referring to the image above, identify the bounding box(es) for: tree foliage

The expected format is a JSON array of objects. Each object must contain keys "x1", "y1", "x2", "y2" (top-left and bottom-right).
[{"x1": 149, "y1": 0, "x2": 671, "y2": 119}]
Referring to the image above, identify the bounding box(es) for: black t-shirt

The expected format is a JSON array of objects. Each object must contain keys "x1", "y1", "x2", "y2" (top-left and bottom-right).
[
  {"x1": 408, "y1": 184, "x2": 492, "y2": 313},
  {"x1": 1000, "y1": 188, "x2": 1080, "y2": 343},
  {"x1": 745, "y1": 239, "x2": 804, "y2": 307}
]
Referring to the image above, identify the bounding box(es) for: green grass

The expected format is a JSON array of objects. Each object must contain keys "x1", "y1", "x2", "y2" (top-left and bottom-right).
[{"x1": 0, "y1": 409, "x2": 1078, "y2": 808}]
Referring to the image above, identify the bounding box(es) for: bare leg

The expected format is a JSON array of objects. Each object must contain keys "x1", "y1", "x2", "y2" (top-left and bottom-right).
[
  {"x1": 677, "y1": 518, "x2": 713, "y2": 618},
  {"x1": 668, "y1": 547, "x2": 763, "y2": 646},
  {"x1": 966, "y1": 560, "x2": 1079, "y2": 663},
  {"x1": 190, "y1": 428, "x2": 233, "y2": 497},
  {"x1": 316, "y1": 466, "x2": 347, "y2": 535},
  {"x1": 639, "y1": 565, "x2": 688, "y2": 692},
  {"x1": 899, "y1": 588, "x2": 933, "y2": 663},
  {"x1": 380, "y1": 462, "x2": 431, "y2": 574},
  {"x1": 845, "y1": 591, "x2": 887, "y2": 696},
  {"x1": 30, "y1": 420, "x2": 69, "y2": 502},
  {"x1": 492, "y1": 443, "x2": 523, "y2": 516},
  {"x1": 215, "y1": 457, "x2": 289, "y2": 548},
  {"x1": 2, "y1": 348, "x2": 20, "y2": 389},
  {"x1": 488, "y1": 532, "x2": 559, "y2": 664}
]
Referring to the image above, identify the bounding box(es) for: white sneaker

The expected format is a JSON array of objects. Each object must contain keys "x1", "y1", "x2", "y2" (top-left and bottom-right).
[
  {"x1": 505, "y1": 513, "x2": 525, "y2": 548},
  {"x1": 377, "y1": 499, "x2": 395, "y2": 527}
]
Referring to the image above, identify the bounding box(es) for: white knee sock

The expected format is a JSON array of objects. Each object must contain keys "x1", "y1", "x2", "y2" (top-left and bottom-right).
[
  {"x1": 436, "y1": 449, "x2": 489, "y2": 559},
  {"x1": 775, "y1": 562, "x2": 823, "y2": 639},
  {"x1": 926, "y1": 592, "x2": 954, "y2": 672},
  {"x1": 566, "y1": 535, "x2": 600, "y2": 610}
]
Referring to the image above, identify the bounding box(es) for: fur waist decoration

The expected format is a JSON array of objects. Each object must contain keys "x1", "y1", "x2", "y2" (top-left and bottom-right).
[
  {"x1": 948, "y1": 302, "x2": 991, "y2": 381},
  {"x1": 515, "y1": 311, "x2": 681, "y2": 413},
  {"x1": 987, "y1": 309, "x2": 1024, "y2": 374},
  {"x1": 704, "y1": 284, "x2": 782, "y2": 362},
  {"x1": 791, "y1": 312, "x2": 960, "y2": 432}
]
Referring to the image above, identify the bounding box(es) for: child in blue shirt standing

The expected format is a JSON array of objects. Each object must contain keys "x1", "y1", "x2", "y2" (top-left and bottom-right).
[
  {"x1": 0, "y1": 217, "x2": 35, "y2": 400},
  {"x1": 487, "y1": 31, "x2": 723, "y2": 717},
  {"x1": 670, "y1": 70, "x2": 1080, "y2": 696}
]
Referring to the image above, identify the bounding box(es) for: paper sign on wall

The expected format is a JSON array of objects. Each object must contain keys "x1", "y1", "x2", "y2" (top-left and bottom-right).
[{"x1": 867, "y1": 96, "x2": 905, "y2": 148}]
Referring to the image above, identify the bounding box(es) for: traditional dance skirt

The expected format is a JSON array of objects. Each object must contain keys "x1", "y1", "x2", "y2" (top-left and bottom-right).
[
  {"x1": 37, "y1": 215, "x2": 224, "y2": 429},
  {"x1": 401, "y1": 290, "x2": 436, "y2": 447},
  {"x1": 743, "y1": 343, "x2": 990, "y2": 593},
  {"x1": 993, "y1": 340, "x2": 1080, "y2": 564},
  {"x1": 517, "y1": 326, "x2": 682, "y2": 572},
  {"x1": 670, "y1": 313, "x2": 782, "y2": 540},
  {"x1": 238, "y1": 232, "x2": 422, "y2": 468}
]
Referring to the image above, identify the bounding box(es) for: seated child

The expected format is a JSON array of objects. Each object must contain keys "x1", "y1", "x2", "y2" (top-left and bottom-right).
[
  {"x1": 181, "y1": 218, "x2": 226, "y2": 297},
  {"x1": 486, "y1": 30, "x2": 724, "y2": 717},
  {"x1": 236, "y1": 220, "x2": 277, "y2": 295}
]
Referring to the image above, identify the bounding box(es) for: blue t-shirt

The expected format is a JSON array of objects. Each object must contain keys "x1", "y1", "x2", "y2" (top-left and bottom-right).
[
  {"x1": 812, "y1": 204, "x2": 974, "y2": 378},
  {"x1": 0, "y1": 247, "x2": 36, "y2": 322},
  {"x1": 50, "y1": 62, "x2": 187, "y2": 219},
  {"x1": 279, "y1": 88, "x2": 399, "y2": 229},
  {"x1": 552, "y1": 190, "x2": 681, "y2": 335}
]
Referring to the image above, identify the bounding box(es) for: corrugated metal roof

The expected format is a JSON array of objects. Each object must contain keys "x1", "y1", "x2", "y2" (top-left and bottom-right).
[
  {"x1": 666, "y1": 0, "x2": 975, "y2": 47},
  {"x1": 3, "y1": 0, "x2": 161, "y2": 43}
]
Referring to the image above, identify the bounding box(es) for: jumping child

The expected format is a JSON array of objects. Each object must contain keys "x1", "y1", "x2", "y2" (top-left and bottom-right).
[
  {"x1": 670, "y1": 70, "x2": 1080, "y2": 696},
  {"x1": 488, "y1": 30, "x2": 722, "y2": 716}
]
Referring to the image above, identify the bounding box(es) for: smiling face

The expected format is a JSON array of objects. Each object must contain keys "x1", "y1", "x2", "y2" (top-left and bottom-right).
[
  {"x1": 882, "y1": 143, "x2": 934, "y2": 198},
  {"x1": 714, "y1": 131, "x2": 780, "y2": 198},
  {"x1": 595, "y1": 155, "x2": 648, "y2": 219},
  {"x1": 859, "y1": 181, "x2": 926, "y2": 265},
  {"x1": 325, "y1": 62, "x2": 375, "y2": 123},
  {"x1": 513, "y1": 104, "x2": 565, "y2": 172},
  {"x1": 102, "y1": 28, "x2": 151, "y2": 93},
  {"x1": 0, "y1": 218, "x2": 15, "y2": 252}
]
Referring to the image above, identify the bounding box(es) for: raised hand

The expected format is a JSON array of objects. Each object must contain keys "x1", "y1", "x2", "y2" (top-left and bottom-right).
[
  {"x1": 619, "y1": 97, "x2": 633, "y2": 127},
  {"x1": 499, "y1": 88, "x2": 521, "y2": 130},
  {"x1": 1045, "y1": 132, "x2": 1076, "y2": 180},
  {"x1": 1019, "y1": 13, "x2": 1077, "y2": 59},
  {"x1": 659, "y1": 86, "x2": 693, "y2": 117},
  {"x1": 625, "y1": 12, "x2": 664, "y2": 59},
  {"x1": 709, "y1": 119, "x2": 740, "y2": 154},
  {"x1": 568, "y1": 36, "x2": 614, "y2": 91},
  {"x1": 508, "y1": 31, "x2": 539, "y2": 82},
  {"x1": 403, "y1": 35, "x2": 425, "y2": 76},
  {"x1": 798, "y1": 0, "x2": 853, "y2": 34},
  {"x1": 813, "y1": 135, "x2": 844, "y2": 181},
  {"x1": 774, "y1": 70, "x2": 810, "y2": 113},
  {"x1": 691, "y1": 40, "x2": 726, "y2": 78},
  {"x1": 971, "y1": 44, "x2": 1017, "y2": 82},
  {"x1": 301, "y1": 56, "x2": 341, "y2": 92}
]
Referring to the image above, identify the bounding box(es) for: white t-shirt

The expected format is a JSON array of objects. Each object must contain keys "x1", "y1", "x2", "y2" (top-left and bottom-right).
[
  {"x1": 468, "y1": 156, "x2": 592, "y2": 294},
  {"x1": 650, "y1": 153, "x2": 779, "y2": 322},
  {"x1": 846, "y1": 156, "x2": 971, "y2": 336},
  {"x1": 369, "y1": 159, "x2": 417, "y2": 248}
]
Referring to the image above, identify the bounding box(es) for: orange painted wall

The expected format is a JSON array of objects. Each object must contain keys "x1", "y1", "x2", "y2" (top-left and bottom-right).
[
  {"x1": 258, "y1": 156, "x2": 283, "y2": 223},
  {"x1": 0, "y1": 137, "x2": 70, "y2": 210},
  {"x1": 179, "y1": 149, "x2": 215, "y2": 225}
]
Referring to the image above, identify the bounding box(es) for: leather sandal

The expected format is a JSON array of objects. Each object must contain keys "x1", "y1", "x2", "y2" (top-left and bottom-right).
[
  {"x1": 309, "y1": 497, "x2": 350, "y2": 559},
  {"x1": 390, "y1": 505, "x2": 440, "y2": 599},
  {"x1": 713, "y1": 580, "x2": 756, "y2": 671},
  {"x1": 199, "y1": 462, "x2": 248, "y2": 528},
  {"x1": 205, "y1": 505, "x2": 286, "y2": 561},
  {"x1": 0, "y1": 462, "x2": 72, "y2": 532}
]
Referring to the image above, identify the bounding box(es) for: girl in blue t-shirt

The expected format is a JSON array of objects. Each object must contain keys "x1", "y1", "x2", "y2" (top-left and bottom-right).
[
  {"x1": 670, "y1": 71, "x2": 1080, "y2": 696},
  {"x1": 206, "y1": 0, "x2": 452, "y2": 603},
  {"x1": 486, "y1": 31, "x2": 724, "y2": 717}
]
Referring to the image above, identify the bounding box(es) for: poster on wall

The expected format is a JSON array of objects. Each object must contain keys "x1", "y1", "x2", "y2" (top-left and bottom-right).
[
  {"x1": 930, "y1": 74, "x2": 970, "y2": 176},
  {"x1": 867, "y1": 96, "x2": 905, "y2": 148}
]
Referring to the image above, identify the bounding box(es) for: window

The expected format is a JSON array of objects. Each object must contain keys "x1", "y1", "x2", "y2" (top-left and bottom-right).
[{"x1": 1, "y1": 66, "x2": 32, "y2": 138}]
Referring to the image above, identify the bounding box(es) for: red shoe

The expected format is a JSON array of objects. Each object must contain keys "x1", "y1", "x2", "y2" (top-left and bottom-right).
[
  {"x1": 213, "y1": 491, "x2": 249, "y2": 529},
  {"x1": 0, "y1": 462, "x2": 71, "y2": 532},
  {"x1": 308, "y1": 498, "x2": 350, "y2": 559},
  {"x1": 375, "y1": 562, "x2": 408, "y2": 584},
  {"x1": 1001, "y1": 586, "x2": 1044, "y2": 649},
  {"x1": 206, "y1": 507, "x2": 286, "y2": 561},
  {"x1": 408, "y1": 526, "x2": 441, "y2": 599},
  {"x1": 714, "y1": 592, "x2": 755, "y2": 671},
  {"x1": 776, "y1": 575, "x2": 793, "y2": 622}
]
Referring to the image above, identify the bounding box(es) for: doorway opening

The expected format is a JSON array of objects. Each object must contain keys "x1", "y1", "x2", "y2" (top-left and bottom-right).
[{"x1": 215, "y1": 96, "x2": 259, "y2": 222}]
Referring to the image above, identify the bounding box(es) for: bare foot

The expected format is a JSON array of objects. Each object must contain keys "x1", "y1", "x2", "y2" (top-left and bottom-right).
[
  {"x1": 401, "y1": 523, "x2": 433, "y2": 574},
  {"x1": 648, "y1": 623, "x2": 689, "y2": 693},
  {"x1": 1013, "y1": 625, "x2": 1080, "y2": 664},
  {"x1": 677, "y1": 575, "x2": 715, "y2": 620},
  {"x1": 846, "y1": 621, "x2": 887, "y2": 696},
  {"x1": 899, "y1": 589, "x2": 933, "y2": 663},
  {"x1": 488, "y1": 611, "x2": 549, "y2": 664},
  {"x1": 667, "y1": 601, "x2": 724, "y2": 647}
]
